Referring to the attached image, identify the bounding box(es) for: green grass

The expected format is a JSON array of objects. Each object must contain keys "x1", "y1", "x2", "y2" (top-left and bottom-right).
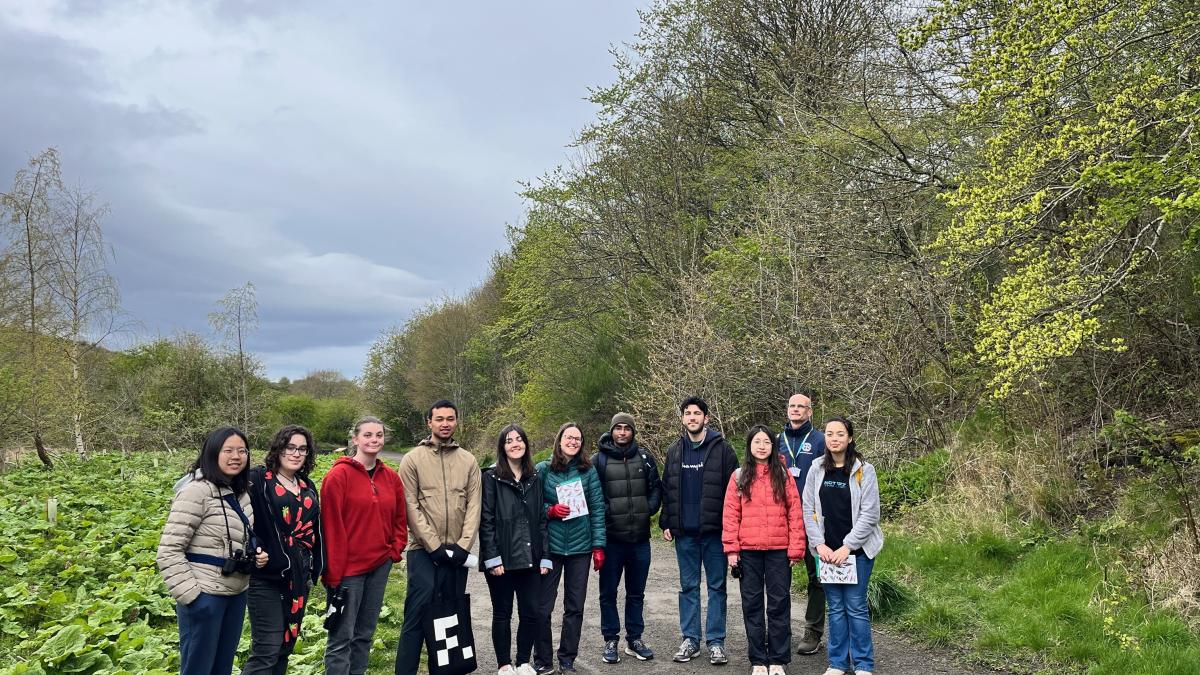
[{"x1": 879, "y1": 529, "x2": 1200, "y2": 674}]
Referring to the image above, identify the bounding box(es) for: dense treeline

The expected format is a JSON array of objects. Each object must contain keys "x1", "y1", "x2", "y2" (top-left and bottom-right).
[{"x1": 364, "y1": 0, "x2": 1199, "y2": 454}]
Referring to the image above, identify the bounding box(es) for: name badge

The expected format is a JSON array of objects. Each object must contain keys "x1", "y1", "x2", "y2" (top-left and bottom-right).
[{"x1": 790, "y1": 467, "x2": 801, "y2": 478}]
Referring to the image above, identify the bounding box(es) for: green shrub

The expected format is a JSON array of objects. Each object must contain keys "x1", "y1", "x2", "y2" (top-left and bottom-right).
[{"x1": 878, "y1": 449, "x2": 950, "y2": 514}]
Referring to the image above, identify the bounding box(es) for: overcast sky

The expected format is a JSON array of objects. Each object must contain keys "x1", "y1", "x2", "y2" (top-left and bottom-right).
[{"x1": 0, "y1": 0, "x2": 646, "y2": 380}]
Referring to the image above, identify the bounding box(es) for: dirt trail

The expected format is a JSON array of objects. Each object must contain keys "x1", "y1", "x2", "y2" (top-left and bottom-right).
[{"x1": 461, "y1": 537, "x2": 999, "y2": 675}]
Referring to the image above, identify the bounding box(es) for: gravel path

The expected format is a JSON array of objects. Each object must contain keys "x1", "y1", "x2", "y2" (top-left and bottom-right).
[{"x1": 460, "y1": 537, "x2": 1000, "y2": 675}]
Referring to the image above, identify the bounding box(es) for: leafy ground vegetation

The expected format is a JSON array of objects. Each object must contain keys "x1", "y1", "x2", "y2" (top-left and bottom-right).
[{"x1": 0, "y1": 453, "x2": 405, "y2": 675}]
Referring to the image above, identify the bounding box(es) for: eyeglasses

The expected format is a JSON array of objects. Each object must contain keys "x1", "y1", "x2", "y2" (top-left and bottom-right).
[
  {"x1": 284, "y1": 444, "x2": 309, "y2": 456},
  {"x1": 220, "y1": 447, "x2": 249, "y2": 456}
]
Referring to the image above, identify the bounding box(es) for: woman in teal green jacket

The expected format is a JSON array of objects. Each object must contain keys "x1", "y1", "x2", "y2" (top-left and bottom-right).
[{"x1": 532, "y1": 422, "x2": 606, "y2": 674}]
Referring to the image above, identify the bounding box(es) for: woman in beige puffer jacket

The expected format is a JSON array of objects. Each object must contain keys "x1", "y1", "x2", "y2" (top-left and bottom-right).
[{"x1": 157, "y1": 427, "x2": 268, "y2": 675}]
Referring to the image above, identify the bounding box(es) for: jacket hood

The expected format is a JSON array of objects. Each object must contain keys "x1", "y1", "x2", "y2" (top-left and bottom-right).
[
  {"x1": 332, "y1": 455, "x2": 389, "y2": 475},
  {"x1": 680, "y1": 428, "x2": 725, "y2": 453},
  {"x1": 173, "y1": 469, "x2": 202, "y2": 495},
  {"x1": 598, "y1": 432, "x2": 639, "y2": 460},
  {"x1": 417, "y1": 436, "x2": 462, "y2": 453}
]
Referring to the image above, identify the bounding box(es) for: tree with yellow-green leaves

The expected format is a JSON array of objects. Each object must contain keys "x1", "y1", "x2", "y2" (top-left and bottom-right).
[{"x1": 909, "y1": 0, "x2": 1200, "y2": 398}]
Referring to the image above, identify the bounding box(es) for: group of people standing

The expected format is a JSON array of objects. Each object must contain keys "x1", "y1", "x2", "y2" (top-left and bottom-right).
[{"x1": 157, "y1": 392, "x2": 882, "y2": 675}]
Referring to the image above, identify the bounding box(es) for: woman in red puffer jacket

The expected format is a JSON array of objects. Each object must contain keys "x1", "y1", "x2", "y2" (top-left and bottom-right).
[{"x1": 723, "y1": 425, "x2": 806, "y2": 675}]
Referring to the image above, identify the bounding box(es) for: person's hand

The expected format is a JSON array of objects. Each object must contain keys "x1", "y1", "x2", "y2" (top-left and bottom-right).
[
  {"x1": 254, "y1": 547, "x2": 269, "y2": 568},
  {"x1": 816, "y1": 544, "x2": 835, "y2": 564},
  {"x1": 662, "y1": 528, "x2": 673, "y2": 542},
  {"x1": 592, "y1": 548, "x2": 605, "y2": 571},
  {"x1": 829, "y1": 545, "x2": 851, "y2": 566},
  {"x1": 547, "y1": 504, "x2": 571, "y2": 519},
  {"x1": 490, "y1": 565, "x2": 506, "y2": 576},
  {"x1": 430, "y1": 546, "x2": 453, "y2": 566},
  {"x1": 789, "y1": 558, "x2": 801, "y2": 567},
  {"x1": 726, "y1": 553, "x2": 738, "y2": 566},
  {"x1": 540, "y1": 566, "x2": 550, "y2": 575}
]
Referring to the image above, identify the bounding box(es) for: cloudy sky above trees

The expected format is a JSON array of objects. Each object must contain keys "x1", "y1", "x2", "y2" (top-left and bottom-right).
[{"x1": 0, "y1": 0, "x2": 644, "y2": 379}]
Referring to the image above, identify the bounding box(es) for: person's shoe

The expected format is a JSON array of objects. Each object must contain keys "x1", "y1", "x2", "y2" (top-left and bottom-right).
[
  {"x1": 752, "y1": 667, "x2": 768, "y2": 675},
  {"x1": 603, "y1": 639, "x2": 621, "y2": 663},
  {"x1": 673, "y1": 638, "x2": 701, "y2": 662},
  {"x1": 796, "y1": 630, "x2": 822, "y2": 655},
  {"x1": 855, "y1": 671, "x2": 873, "y2": 675},
  {"x1": 516, "y1": 665, "x2": 537, "y2": 675},
  {"x1": 768, "y1": 666, "x2": 786, "y2": 675},
  {"x1": 559, "y1": 660, "x2": 577, "y2": 674},
  {"x1": 709, "y1": 643, "x2": 728, "y2": 665},
  {"x1": 821, "y1": 669, "x2": 846, "y2": 675},
  {"x1": 534, "y1": 663, "x2": 557, "y2": 675},
  {"x1": 498, "y1": 667, "x2": 515, "y2": 675},
  {"x1": 625, "y1": 639, "x2": 655, "y2": 661}
]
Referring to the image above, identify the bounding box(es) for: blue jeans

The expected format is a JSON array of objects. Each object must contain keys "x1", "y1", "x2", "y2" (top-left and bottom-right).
[
  {"x1": 177, "y1": 591, "x2": 248, "y2": 675},
  {"x1": 599, "y1": 540, "x2": 651, "y2": 641},
  {"x1": 674, "y1": 533, "x2": 727, "y2": 646},
  {"x1": 824, "y1": 554, "x2": 875, "y2": 672}
]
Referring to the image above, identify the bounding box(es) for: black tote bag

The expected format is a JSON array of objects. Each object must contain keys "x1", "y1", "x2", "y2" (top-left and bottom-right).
[{"x1": 423, "y1": 565, "x2": 477, "y2": 675}]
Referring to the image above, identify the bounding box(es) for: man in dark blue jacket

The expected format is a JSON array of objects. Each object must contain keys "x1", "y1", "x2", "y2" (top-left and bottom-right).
[
  {"x1": 594, "y1": 412, "x2": 662, "y2": 663},
  {"x1": 780, "y1": 391, "x2": 827, "y2": 655},
  {"x1": 659, "y1": 396, "x2": 738, "y2": 666}
]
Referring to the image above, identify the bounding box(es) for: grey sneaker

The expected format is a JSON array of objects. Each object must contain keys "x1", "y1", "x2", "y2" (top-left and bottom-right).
[
  {"x1": 796, "y1": 630, "x2": 822, "y2": 655},
  {"x1": 709, "y1": 643, "x2": 728, "y2": 665},
  {"x1": 673, "y1": 638, "x2": 701, "y2": 662},
  {"x1": 603, "y1": 639, "x2": 621, "y2": 663},
  {"x1": 625, "y1": 639, "x2": 655, "y2": 660}
]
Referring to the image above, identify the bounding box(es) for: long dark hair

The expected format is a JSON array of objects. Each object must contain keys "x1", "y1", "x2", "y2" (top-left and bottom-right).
[
  {"x1": 494, "y1": 424, "x2": 535, "y2": 482},
  {"x1": 192, "y1": 426, "x2": 250, "y2": 495},
  {"x1": 737, "y1": 425, "x2": 788, "y2": 504},
  {"x1": 264, "y1": 424, "x2": 316, "y2": 476},
  {"x1": 550, "y1": 422, "x2": 591, "y2": 472},
  {"x1": 822, "y1": 416, "x2": 861, "y2": 471}
]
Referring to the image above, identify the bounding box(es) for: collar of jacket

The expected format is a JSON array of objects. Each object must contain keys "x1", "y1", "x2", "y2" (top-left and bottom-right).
[
  {"x1": 333, "y1": 455, "x2": 388, "y2": 475},
  {"x1": 680, "y1": 427, "x2": 721, "y2": 452},
  {"x1": 598, "y1": 432, "x2": 639, "y2": 460},
  {"x1": 783, "y1": 420, "x2": 813, "y2": 437},
  {"x1": 418, "y1": 437, "x2": 462, "y2": 453}
]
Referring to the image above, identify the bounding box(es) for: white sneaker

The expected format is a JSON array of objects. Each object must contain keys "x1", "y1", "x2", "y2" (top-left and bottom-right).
[
  {"x1": 515, "y1": 666, "x2": 536, "y2": 675},
  {"x1": 498, "y1": 667, "x2": 515, "y2": 675},
  {"x1": 752, "y1": 667, "x2": 768, "y2": 675},
  {"x1": 822, "y1": 670, "x2": 846, "y2": 675},
  {"x1": 768, "y1": 667, "x2": 786, "y2": 675},
  {"x1": 855, "y1": 672, "x2": 873, "y2": 675}
]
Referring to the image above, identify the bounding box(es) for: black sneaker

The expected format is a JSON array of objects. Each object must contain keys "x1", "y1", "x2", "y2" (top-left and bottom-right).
[
  {"x1": 625, "y1": 639, "x2": 654, "y2": 660},
  {"x1": 603, "y1": 639, "x2": 621, "y2": 663},
  {"x1": 708, "y1": 643, "x2": 728, "y2": 665},
  {"x1": 559, "y1": 660, "x2": 577, "y2": 674},
  {"x1": 673, "y1": 638, "x2": 700, "y2": 662},
  {"x1": 534, "y1": 663, "x2": 556, "y2": 675}
]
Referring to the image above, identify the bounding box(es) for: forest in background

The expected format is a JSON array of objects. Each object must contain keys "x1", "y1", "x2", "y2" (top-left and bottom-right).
[{"x1": 3, "y1": 0, "x2": 1200, "y2": 669}]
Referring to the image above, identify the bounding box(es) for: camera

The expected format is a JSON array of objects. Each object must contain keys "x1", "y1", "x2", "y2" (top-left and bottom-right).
[{"x1": 221, "y1": 549, "x2": 255, "y2": 576}]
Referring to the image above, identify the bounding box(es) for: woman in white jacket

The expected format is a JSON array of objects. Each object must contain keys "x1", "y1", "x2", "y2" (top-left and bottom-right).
[
  {"x1": 802, "y1": 417, "x2": 883, "y2": 675},
  {"x1": 157, "y1": 427, "x2": 268, "y2": 675}
]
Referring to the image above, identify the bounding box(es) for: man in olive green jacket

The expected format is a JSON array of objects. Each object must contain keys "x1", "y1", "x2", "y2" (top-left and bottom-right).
[{"x1": 395, "y1": 399, "x2": 482, "y2": 674}]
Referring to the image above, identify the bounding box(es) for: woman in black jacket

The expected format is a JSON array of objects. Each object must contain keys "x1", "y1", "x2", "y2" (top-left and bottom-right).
[
  {"x1": 242, "y1": 425, "x2": 324, "y2": 675},
  {"x1": 480, "y1": 424, "x2": 551, "y2": 675}
]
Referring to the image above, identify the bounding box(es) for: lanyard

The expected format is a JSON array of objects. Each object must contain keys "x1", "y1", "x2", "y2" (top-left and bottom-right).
[{"x1": 780, "y1": 428, "x2": 812, "y2": 466}]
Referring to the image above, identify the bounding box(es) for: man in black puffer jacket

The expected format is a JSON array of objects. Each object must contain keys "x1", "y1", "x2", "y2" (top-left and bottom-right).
[
  {"x1": 659, "y1": 396, "x2": 738, "y2": 666},
  {"x1": 595, "y1": 412, "x2": 662, "y2": 664}
]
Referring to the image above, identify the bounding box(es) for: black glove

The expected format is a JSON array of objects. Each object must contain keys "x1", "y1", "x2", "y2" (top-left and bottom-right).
[
  {"x1": 447, "y1": 544, "x2": 470, "y2": 562},
  {"x1": 429, "y1": 546, "x2": 453, "y2": 566}
]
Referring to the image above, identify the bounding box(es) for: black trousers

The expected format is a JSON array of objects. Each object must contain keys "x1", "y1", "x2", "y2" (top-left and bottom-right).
[
  {"x1": 242, "y1": 579, "x2": 297, "y2": 675},
  {"x1": 803, "y1": 549, "x2": 826, "y2": 634},
  {"x1": 739, "y1": 550, "x2": 792, "y2": 666},
  {"x1": 485, "y1": 567, "x2": 541, "y2": 666},
  {"x1": 534, "y1": 553, "x2": 590, "y2": 668},
  {"x1": 396, "y1": 550, "x2": 468, "y2": 675}
]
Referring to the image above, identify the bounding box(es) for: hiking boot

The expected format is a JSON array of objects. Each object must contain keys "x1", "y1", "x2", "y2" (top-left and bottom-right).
[
  {"x1": 796, "y1": 630, "x2": 822, "y2": 655},
  {"x1": 603, "y1": 639, "x2": 621, "y2": 663},
  {"x1": 625, "y1": 639, "x2": 655, "y2": 661},
  {"x1": 709, "y1": 643, "x2": 728, "y2": 665},
  {"x1": 673, "y1": 638, "x2": 701, "y2": 662}
]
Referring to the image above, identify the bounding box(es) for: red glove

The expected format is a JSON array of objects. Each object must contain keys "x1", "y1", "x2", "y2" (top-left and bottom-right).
[
  {"x1": 592, "y1": 548, "x2": 605, "y2": 571},
  {"x1": 547, "y1": 503, "x2": 571, "y2": 519}
]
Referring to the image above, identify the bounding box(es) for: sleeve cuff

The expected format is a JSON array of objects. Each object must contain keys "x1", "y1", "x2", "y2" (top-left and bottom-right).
[
  {"x1": 540, "y1": 558, "x2": 553, "y2": 569},
  {"x1": 483, "y1": 556, "x2": 503, "y2": 569}
]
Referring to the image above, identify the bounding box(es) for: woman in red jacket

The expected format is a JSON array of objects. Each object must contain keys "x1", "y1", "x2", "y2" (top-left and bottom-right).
[
  {"x1": 320, "y1": 416, "x2": 408, "y2": 675},
  {"x1": 723, "y1": 425, "x2": 806, "y2": 675}
]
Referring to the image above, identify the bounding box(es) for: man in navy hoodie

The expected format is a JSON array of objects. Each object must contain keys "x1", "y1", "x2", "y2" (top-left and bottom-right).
[
  {"x1": 780, "y1": 391, "x2": 827, "y2": 655},
  {"x1": 659, "y1": 396, "x2": 738, "y2": 666}
]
